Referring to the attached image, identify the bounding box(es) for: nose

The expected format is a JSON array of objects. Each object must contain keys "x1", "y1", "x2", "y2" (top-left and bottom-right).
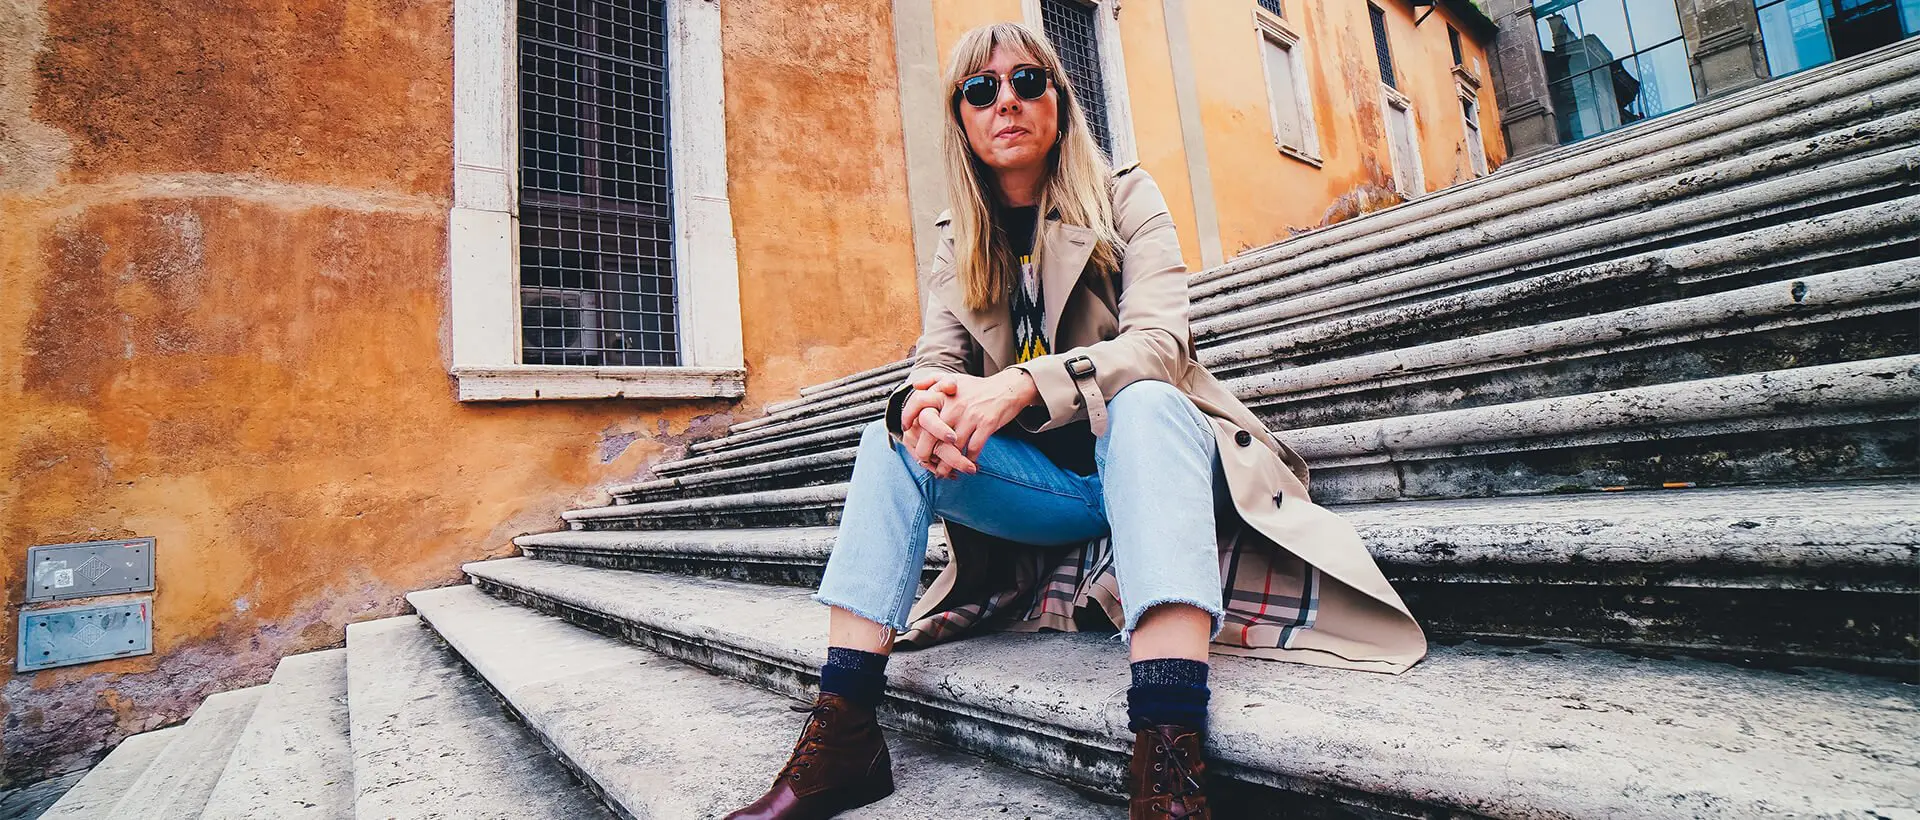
[{"x1": 996, "y1": 79, "x2": 1022, "y2": 112}]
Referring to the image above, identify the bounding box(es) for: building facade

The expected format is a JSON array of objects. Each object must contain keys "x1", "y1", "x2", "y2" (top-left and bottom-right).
[
  {"x1": 1487, "y1": 0, "x2": 1920, "y2": 155},
  {"x1": 0, "y1": 0, "x2": 1501, "y2": 782}
]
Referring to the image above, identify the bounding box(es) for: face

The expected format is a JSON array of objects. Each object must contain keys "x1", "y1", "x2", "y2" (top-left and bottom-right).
[{"x1": 957, "y1": 46, "x2": 1061, "y2": 180}]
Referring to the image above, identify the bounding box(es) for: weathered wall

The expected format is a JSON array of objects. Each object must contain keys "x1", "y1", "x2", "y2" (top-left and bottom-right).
[
  {"x1": 0, "y1": 0, "x2": 917, "y2": 782},
  {"x1": 1189, "y1": 0, "x2": 1508, "y2": 258}
]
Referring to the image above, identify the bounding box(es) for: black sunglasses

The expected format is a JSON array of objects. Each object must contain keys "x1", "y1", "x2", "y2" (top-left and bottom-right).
[{"x1": 954, "y1": 66, "x2": 1052, "y2": 108}]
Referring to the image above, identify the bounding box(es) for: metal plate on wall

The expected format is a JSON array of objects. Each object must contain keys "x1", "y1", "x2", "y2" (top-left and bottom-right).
[
  {"x1": 27, "y1": 538, "x2": 155, "y2": 602},
  {"x1": 18, "y1": 598, "x2": 153, "y2": 672}
]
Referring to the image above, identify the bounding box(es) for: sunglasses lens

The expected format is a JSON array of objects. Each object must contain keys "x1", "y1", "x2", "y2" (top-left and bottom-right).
[
  {"x1": 1010, "y1": 67, "x2": 1048, "y2": 100},
  {"x1": 961, "y1": 76, "x2": 999, "y2": 107}
]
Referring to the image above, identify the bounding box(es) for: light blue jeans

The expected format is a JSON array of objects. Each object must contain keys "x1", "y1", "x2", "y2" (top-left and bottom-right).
[{"x1": 814, "y1": 380, "x2": 1225, "y2": 643}]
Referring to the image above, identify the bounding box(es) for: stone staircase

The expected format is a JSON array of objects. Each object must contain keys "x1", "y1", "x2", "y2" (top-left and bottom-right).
[{"x1": 46, "y1": 39, "x2": 1919, "y2": 820}]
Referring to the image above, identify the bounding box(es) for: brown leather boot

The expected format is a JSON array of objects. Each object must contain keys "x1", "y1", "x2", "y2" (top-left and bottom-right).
[
  {"x1": 1128, "y1": 724, "x2": 1211, "y2": 819},
  {"x1": 725, "y1": 692, "x2": 894, "y2": 819}
]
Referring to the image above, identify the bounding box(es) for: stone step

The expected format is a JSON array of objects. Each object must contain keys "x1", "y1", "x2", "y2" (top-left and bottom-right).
[
  {"x1": 344, "y1": 615, "x2": 615, "y2": 820},
  {"x1": 456, "y1": 558, "x2": 1920, "y2": 819},
  {"x1": 200, "y1": 649, "x2": 354, "y2": 820},
  {"x1": 1196, "y1": 141, "x2": 1919, "y2": 344},
  {"x1": 101, "y1": 685, "x2": 267, "y2": 820},
  {"x1": 584, "y1": 357, "x2": 1920, "y2": 521},
  {"x1": 1189, "y1": 43, "x2": 1920, "y2": 301},
  {"x1": 794, "y1": 357, "x2": 912, "y2": 400},
  {"x1": 732, "y1": 378, "x2": 892, "y2": 435},
  {"x1": 529, "y1": 481, "x2": 1920, "y2": 668},
  {"x1": 38, "y1": 727, "x2": 183, "y2": 819},
  {"x1": 406, "y1": 584, "x2": 1125, "y2": 818}
]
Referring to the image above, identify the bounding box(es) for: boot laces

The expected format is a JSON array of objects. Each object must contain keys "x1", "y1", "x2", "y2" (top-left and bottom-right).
[
  {"x1": 779, "y1": 701, "x2": 834, "y2": 782},
  {"x1": 1149, "y1": 735, "x2": 1205, "y2": 817}
]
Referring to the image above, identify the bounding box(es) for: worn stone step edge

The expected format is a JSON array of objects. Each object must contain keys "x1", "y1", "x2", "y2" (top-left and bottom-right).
[
  {"x1": 38, "y1": 727, "x2": 184, "y2": 819},
  {"x1": 583, "y1": 357, "x2": 1920, "y2": 521},
  {"x1": 1191, "y1": 44, "x2": 1920, "y2": 293},
  {"x1": 610, "y1": 446, "x2": 857, "y2": 501},
  {"x1": 407, "y1": 585, "x2": 1126, "y2": 819},
  {"x1": 795, "y1": 358, "x2": 912, "y2": 399},
  {"x1": 765, "y1": 363, "x2": 909, "y2": 417},
  {"x1": 199, "y1": 649, "x2": 353, "y2": 820},
  {"x1": 1199, "y1": 99, "x2": 1920, "y2": 326},
  {"x1": 1223, "y1": 261, "x2": 1918, "y2": 407},
  {"x1": 735, "y1": 378, "x2": 893, "y2": 435},
  {"x1": 457, "y1": 558, "x2": 1920, "y2": 820},
  {"x1": 343, "y1": 615, "x2": 615, "y2": 820},
  {"x1": 1207, "y1": 213, "x2": 1916, "y2": 378},
  {"x1": 654, "y1": 422, "x2": 862, "y2": 478},
  {"x1": 1195, "y1": 146, "x2": 1919, "y2": 340},
  {"x1": 659, "y1": 253, "x2": 1916, "y2": 474},
  {"x1": 531, "y1": 481, "x2": 1920, "y2": 592},
  {"x1": 104, "y1": 685, "x2": 268, "y2": 820}
]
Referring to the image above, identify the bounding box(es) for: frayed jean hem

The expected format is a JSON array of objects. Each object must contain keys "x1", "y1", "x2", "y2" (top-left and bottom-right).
[
  {"x1": 1117, "y1": 596, "x2": 1227, "y2": 645},
  {"x1": 812, "y1": 592, "x2": 909, "y2": 634}
]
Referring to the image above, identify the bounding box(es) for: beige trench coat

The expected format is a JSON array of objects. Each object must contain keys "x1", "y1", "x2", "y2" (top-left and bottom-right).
[{"x1": 884, "y1": 165, "x2": 1427, "y2": 674}]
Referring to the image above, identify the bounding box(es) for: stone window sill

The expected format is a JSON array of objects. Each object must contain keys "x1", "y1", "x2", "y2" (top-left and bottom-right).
[
  {"x1": 1277, "y1": 143, "x2": 1323, "y2": 167},
  {"x1": 453, "y1": 365, "x2": 746, "y2": 402}
]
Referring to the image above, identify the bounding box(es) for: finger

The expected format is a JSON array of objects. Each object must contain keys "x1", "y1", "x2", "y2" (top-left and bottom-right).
[
  {"x1": 932, "y1": 441, "x2": 977, "y2": 474},
  {"x1": 915, "y1": 407, "x2": 961, "y2": 447},
  {"x1": 901, "y1": 391, "x2": 942, "y2": 430},
  {"x1": 966, "y1": 421, "x2": 994, "y2": 461},
  {"x1": 909, "y1": 417, "x2": 938, "y2": 466}
]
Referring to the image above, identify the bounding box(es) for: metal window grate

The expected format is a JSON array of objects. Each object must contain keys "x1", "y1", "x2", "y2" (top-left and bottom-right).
[
  {"x1": 1369, "y1": 4, "x2": 1397, "y2": 89},
  {"x1": 517, "y1": 0, "x2": 678, "y2": 367},
  {"x1": 1041, "y1": 0, "x2": 1112, "y2": 157},
  {"x1": 1258, "y1": 0, "x2": 1286, "y2": 17}
]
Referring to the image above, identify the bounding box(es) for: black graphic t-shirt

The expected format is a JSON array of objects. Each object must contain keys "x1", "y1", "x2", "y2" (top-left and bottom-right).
[{"x1": 996, "y1": 204, "x2": 1096, "y2": 475}]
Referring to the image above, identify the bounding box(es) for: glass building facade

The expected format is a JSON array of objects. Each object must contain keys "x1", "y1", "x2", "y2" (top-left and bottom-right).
[
  {"x1": 1754, "y1": 0, "x2": 1920, "y2": 77},
  {"x1": 1536, "y1": 0, "x2": 1695, "y2": 142}
]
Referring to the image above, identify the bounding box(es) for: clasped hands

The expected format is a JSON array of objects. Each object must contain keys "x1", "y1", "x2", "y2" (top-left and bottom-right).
[{"x1": 899, "y1": 368, "x2": 1041, "y2": 479}]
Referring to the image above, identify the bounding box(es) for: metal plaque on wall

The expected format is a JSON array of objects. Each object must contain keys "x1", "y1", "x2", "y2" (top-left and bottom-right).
[
  {"x1": 27, "y1": 538, "x2": 155, "y2": 602},
  {"x1": 17, "y1": 598, "x2": 153, "y2": 672}
]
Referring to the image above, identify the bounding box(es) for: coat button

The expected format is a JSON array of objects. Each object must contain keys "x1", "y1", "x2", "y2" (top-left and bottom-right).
[{"x1": 1235, "y1": 430, "x2": 1253, "y2": 447}]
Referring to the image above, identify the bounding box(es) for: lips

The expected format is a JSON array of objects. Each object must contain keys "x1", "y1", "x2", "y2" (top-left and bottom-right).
[{"x1": 994, "y1": 126, "x2": 1028, "y2": 139}]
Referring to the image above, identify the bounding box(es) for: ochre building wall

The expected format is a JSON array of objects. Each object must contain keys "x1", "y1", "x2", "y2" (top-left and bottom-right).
[{"x1": 0, "y1": 0, "x2": 919, "y2": 782}]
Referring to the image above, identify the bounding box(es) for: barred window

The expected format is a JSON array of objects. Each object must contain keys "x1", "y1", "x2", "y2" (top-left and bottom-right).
[
  {"x1": 1041, "y1": 0, "x2": 1113, "y2": 157},
  {"x1": 1369, "y1": 4, "x2": 1397, "y2": 89},
  {"x1": 518, "y1": 0, "x2": 678, "y2": 367},
  {"x1": 1258, "y1": 0, "x2": 1286, "y2": 17}
]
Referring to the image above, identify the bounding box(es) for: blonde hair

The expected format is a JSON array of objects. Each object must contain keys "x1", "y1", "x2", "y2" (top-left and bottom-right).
[{"x1": 941, "y1": 22, "x2": 1123, "y2": 312}]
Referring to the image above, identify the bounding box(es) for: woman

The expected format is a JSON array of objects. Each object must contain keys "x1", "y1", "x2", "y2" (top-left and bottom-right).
[{"x1": 728, "y1": 22, "x2": 1426, "y2": 820}]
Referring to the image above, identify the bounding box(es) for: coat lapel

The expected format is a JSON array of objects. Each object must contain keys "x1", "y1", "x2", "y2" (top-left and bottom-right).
[
  {"x1": 933, "y1": 270, "x2": 1015, "y2": 371},
  {"x1": 1040, "y1": 219, "x2": 1096, "y2": 348}
]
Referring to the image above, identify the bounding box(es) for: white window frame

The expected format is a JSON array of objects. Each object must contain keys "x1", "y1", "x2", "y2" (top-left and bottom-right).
[
  {"x1": 1459, "y1": 82, "x2": 1488, "y2": 177},
  {"x1": 1380, "y1": 84, "x2": 1426, "y2": 199},
  {"x1": 1024, "y1": 0, "x2": 1138, "y2": 167},
  {"x1": 448, "y1": 0, "x2": 745, "y2": 402},
  {"x1": 1253, "y1": 8, "x2": 1321, "y2": 166}
]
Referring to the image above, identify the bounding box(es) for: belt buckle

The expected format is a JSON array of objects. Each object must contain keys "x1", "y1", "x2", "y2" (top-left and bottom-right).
[{"x1": 1065, "y1": 355, "x2": 1096, "y2": 379}]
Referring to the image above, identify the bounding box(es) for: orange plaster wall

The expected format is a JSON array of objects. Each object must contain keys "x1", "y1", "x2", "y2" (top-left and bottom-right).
[
  {"x1": 1183, "y1": 0, "x2": 1507, "y2": 258},
  {"x1": 0, "y1": 0, "x2": 915, "y2": 782}
]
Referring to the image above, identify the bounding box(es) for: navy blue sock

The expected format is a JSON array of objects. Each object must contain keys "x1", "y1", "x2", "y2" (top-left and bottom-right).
[
  {"x1": 819, "y1": 647, "x2": 889, "y2": 708},
  {"x1": 1127, "y1": 658, "x2": 1210, "y2": 731}
]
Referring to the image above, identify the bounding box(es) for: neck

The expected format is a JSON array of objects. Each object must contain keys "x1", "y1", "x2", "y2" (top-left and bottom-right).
[{"x1": 994, "y1": 167, "x2": 1044, "y2": 208}]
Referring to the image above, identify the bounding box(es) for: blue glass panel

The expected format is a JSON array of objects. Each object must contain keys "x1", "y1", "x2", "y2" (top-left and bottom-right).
[
  {"x1": 1577, "y1": 0, "x2": 1636, "y2": 61},
  {"x1": 1630, "y1": 40, "x2": 1696, "y2": 116},
  {"x1": 1624, "y1": 0, "x2": 1683, "y2": 46},
  {"x1": 1757, "y1": 0, "x2": 1834, "y2": 75}
]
